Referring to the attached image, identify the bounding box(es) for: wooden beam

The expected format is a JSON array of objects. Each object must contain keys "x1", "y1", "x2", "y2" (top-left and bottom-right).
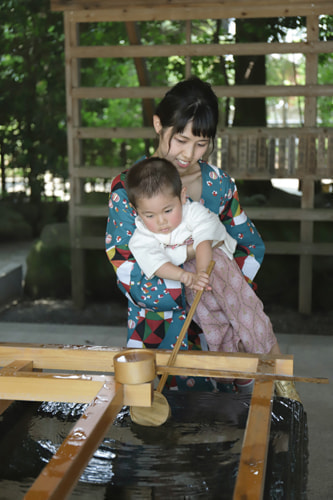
[
  {"x1": 73, "y1": 203, "x2": 333, "y2": 222},
  {"x1": 0, "y1": 360, "x2": 34, "y2": 415},
  {"x1": 0, "y1": 371, "x2": 109, "y2": 403},
  {"x1": 51, "y1": 2, "x2": 333, "y2": 21},
  {"x1": 299, "y1": 16, "x2": 318, "y2": 315},
  {"x1": 51, "y1": 0, "x2": 333, "y2": 7},
  {"x1": 25, "y1": 380, "x2": 123, "y2": 500},
  {"x1": 82, "y1": 235, "x2": 333, "y2": 255},
  {"x1": 157, "y1": 365, "x2": 328, "y2": 384},
  {"x1": 71, "y1": 84, "x2": 333, "y2": 100},
  {"x1": 246, "y1": 207, "x2": 333, "y2": 222},
  {"x1": 70, "y1": 41, "x2": 333, "y2": 59},
  {"x1": 64, "y1": 12, "x2": 86, "y2": 309},
  {"x1": 0, "y1": 343, "x2": 293, "y2": 374},
  {"x1": 233, "y1": 359, "x2": 275, "y2": 499}
]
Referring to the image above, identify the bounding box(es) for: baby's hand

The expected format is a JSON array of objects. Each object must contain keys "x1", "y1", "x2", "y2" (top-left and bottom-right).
[
  {"x1": 180, "y1": 270, "x2": 196, "y2": 288},
  {"x1": 180, "y1": 271, "x2": 211, "y2": 291},
  {"x1": 193, "y1": 271, "x2": 211, "y2": 291}
]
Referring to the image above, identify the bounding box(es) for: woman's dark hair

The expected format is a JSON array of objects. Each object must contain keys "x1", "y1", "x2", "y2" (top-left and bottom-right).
[
  {"x1": 155, "y1": 76, "x2": 219, "y2": 143},
  {"x1": 125, "y1": 157, "x2": 182, "y2": 208}
]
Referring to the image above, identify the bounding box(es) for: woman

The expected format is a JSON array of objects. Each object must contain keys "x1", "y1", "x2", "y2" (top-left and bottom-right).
[{"x1": 105, "y1": 76, "x2": 300, "y2": 401}]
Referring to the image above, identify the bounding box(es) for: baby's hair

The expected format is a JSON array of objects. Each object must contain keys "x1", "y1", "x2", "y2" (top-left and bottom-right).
[{"x1": 125, "y1": 157, "x2": 182, "y2": 208}]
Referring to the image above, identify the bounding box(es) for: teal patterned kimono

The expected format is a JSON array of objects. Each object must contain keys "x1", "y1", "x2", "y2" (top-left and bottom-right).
[{"x1": 105, "y1": 160, "x2": 265, "y2": 390}]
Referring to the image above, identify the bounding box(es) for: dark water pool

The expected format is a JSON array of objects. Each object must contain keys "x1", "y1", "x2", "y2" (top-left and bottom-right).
[{"x1": 0, "y1": 392, "x2": 308, "y2": 499}]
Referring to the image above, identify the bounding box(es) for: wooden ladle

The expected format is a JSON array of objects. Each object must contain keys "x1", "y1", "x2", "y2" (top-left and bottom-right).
[{"x1": 130, "y1": 260, "x2": 215, "y2": 427}]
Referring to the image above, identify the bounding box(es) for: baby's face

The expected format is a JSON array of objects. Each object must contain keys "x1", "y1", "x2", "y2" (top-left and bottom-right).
[{"x1": 136, "y1": 189, "x2": 185, "y2": 235}]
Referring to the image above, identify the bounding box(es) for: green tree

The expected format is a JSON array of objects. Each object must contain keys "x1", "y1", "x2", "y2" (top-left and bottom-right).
[
  {"x1": 233, "y1": 17, "x2": 305, "y2": 127},
  {"x1": 0, "y1": 0, "x2": 66, "y2": 205},
  {"x1": 318, "y1": 15, "x2": 333, "y2": 126}
]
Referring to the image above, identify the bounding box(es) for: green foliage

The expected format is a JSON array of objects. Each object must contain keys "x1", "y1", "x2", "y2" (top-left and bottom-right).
[
  {"x1": 1, "y1": 11, "x2": 331, "y2": 203},
  {"x1": 0, "y1": 0, "x2": 67, "y2": 204},
  {"x1": 24, "y1": 240, "x2": 71, "y2": 299},
  {"x1": 0, "y1": 203, "x2": 33, "y2": 241}
]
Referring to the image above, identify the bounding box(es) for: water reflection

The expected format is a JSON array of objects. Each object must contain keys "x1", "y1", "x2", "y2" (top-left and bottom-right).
[{"x1": 0, "y1": 393, "x2": 308, "y2": 499}]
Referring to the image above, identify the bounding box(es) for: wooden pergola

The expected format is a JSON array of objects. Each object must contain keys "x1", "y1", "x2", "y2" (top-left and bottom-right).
[{"x1": 50, "y1": 0, "x2": 333, "y2": 313}]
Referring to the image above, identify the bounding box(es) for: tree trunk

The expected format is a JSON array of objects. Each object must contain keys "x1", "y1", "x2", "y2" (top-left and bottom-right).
[
  {"x1": 0, "y1": 137, "x2": 7, "y2": 197},
  {"x1": 233, "y1": 19, "x2": 267, "y2": 127}
]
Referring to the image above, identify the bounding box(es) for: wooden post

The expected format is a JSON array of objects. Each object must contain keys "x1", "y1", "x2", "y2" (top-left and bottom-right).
[
  {"x1": 64, "y1": 13, "x2": 86, "y2": 308},
  {"x1": 233, "y1": 358, "x2": 275, "y2": 500},
  {"x1": 299, "y1": 15, "x2": 318, "y2": 314},
  {"x1": 185, "y1": 20, "x2": 192, "y2": 78},
  {"x1": 25, "y1": 381, "x2": 123, "y2": 500}
]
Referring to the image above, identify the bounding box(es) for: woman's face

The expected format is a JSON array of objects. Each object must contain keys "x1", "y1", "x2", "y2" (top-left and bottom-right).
[{"x1": 154, "y1": 118, "x2": 211, "y2": 176}]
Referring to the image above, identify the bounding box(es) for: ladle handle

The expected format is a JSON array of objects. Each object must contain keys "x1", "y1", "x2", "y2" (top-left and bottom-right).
[{"x1": 157, "y1": 260, "x2": 215, "y2": 393}]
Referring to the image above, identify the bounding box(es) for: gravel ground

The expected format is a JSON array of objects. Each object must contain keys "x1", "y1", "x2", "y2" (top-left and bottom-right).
[{"x1": 0, "y1": 298, "x2": 332, "y2": 335}]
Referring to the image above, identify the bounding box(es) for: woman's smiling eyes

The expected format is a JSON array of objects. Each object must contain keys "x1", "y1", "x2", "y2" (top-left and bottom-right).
[{"x1": 174, "y1": 136, "x2": 208, "y2": 148}]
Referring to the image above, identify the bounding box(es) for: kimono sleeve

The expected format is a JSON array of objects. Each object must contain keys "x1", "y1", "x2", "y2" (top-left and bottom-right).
[{"x1": 219, "y1": 176, "x2": 265, "y2": 285}]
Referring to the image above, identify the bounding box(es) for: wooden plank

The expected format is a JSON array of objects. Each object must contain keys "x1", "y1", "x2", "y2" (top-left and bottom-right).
[
  {"x1": 71, "y1": 166, "x2": 118, "y2": 178},
  {"x1": 218, "y1": 127, "x2": 333, "y2": 137},
  {"x1": 248, "y1": 135, "x2": 257, "y2": 173},
  {"x1": 298, "y1": 16, "x2": 317, "y2": 315},
  {"x1": 288, "y1": 135, "x2": 296, "y2": 175},
  {"x1": 268, "y1": 137, "x2": 276, "y2": 175},
  {"x1": 238, "y1": 136, "x2": 248, "y2": 174},
  {"x1": 74, "y1": 125, "x2": 333, "y2": 143},
  {"x1": 317, "y1": 134, "x2": 326, "y2": 173},
  {"x1": 1, "y1": 359, "x2": 34, "y2": 374},
  {"x1": 0, "y1": 344, "x2": 294, "y2": 375},
  {"x1": 258, "y1": 241, "x2": 333, "y2": 256},
  {"x1": 25, "y1": 380, "x2": 123, "y2": 500},
  {"x1": 51, "y1": 0, "x2": 333, "y2": 9},
  {"x1": 278, "y1": 137, "x2": 286, "y2": 174},
  {"x1": 157, "y1": 366, "x2": 327, "y2": 384},
  {"x1": 306, "y1": 135, "x2": 317, "y2": 174},
  {"x1": 220, "y1": 135, "x2": 229, "y2": 171},
  {"x1": 80, "y1": 235, "x2": 333, "y2": 254},
  {"x1": 233, "y1": 359, "x2": 275, "y2": 499},
  {"x1": 229, "y1": 135, "x2": 239, "y2": 173},
  {"x1": 299, "y1": 179, "x2": 315, "y2": 314},
  {"x1": 72, "y1": 84, "x2": 333, "y2": 100},
  {"x1": 69, "y1": 40, "x2": 333, "y2": 59},
  {"x1": 327, "y1": 136, "x2": 333, "y2": 171},
  {"x1": 51, "y1": 3, "x2": 333, "y2": 21},
  {"x1": 297, "y1": 136, "x2": 307, "y2": 175},
  {"x1": 246, "y1": 207, "x2": 333, "y2": 222},
  {"x1": 0, "y1": 371, "x2": 109, "y2": 403},
  {"x1": 0, "y1": 400, "x2": 12, "y2": 415},
  {"x1": 64, "y1": 12, "x2": 86, "y2": 309},
  {"x1": 75, "y1": 126, "x2": 154, "y2": 139},
  {"x1": 257, "y1": 136, "x2": 267, "y2": 172},
  {"x1": 0, "y1": 360, "x2": 34, "y2": 415}
]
